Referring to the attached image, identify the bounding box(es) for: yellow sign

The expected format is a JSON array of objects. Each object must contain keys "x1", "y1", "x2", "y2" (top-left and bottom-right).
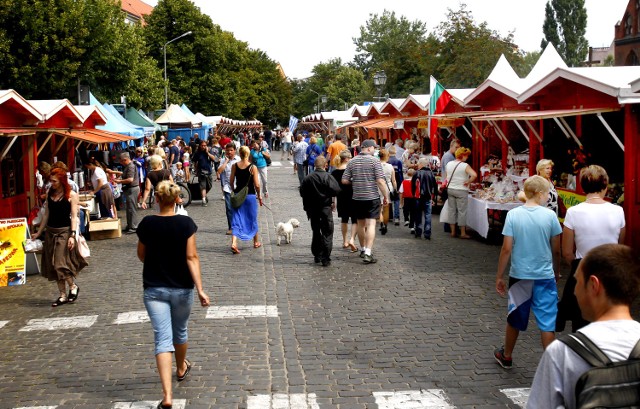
[
  {"x1": 557, "y1": 188, "x2": 586, "y2": 223},
  {"x1": 0, "y1": 218, "x2": 27, "y2": 286},
  {"x1": 417, "y1": 119, "x2": 429, "y2": 129},
  {"x1": 557, "y1": 188, "x2": 586, "y2": 210}
]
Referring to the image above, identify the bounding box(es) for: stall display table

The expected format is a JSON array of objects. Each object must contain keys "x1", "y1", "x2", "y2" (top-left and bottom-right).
[{"x1": 466, "y1": 196, "x2": 522, "y2": 238}]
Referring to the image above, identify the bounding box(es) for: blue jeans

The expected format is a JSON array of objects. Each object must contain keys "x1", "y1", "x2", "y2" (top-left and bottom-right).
[
  {"x1": 224, "y1": 191, "x2": 232, "y2": 229},
  {"x1": 296, "y1": 162, "x2": 306, "y2": 185},
  {"x1": 414, "y1": 199, "x2": 432, "y2": 238},
  {"x1": 392, "y1": 198, "x2": 400, "y2": 220},
  {"x1": 143, "y1": 287, "x2": 194, "y2": 355}
]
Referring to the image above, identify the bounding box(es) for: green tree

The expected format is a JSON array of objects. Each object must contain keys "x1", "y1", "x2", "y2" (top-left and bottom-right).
[
  {"x1": 541, "y1": 0, "x2": 588, "y2": 66},
  {"x1": 144, "y1": 0, "x2": 292, "y2": 122},
  {"x1": 431, "y1": 5, "x2": 524, "y2": 88},
  {"x1": 291, "y1": 59, "x2": 366, "y2": 118},
  {"x1": 0, "y1": 0, "x2": 163, "y2": 108},
  {"x1": 353, "y1": 10, "x2": 428, "y2": 97}
]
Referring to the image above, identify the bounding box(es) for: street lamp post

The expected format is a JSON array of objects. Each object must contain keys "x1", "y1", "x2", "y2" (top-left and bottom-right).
[
  {"x1": 163, "y1": 31, "x2": 193, "y2": 109},
  {"x1": 309, "y1": 89, "x2": 320, "y2": 113},
  {"x1": 373, "y1": 70, "x2": 387, "y2": 101}
]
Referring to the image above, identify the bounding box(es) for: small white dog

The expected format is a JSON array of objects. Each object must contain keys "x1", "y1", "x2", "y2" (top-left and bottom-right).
[{"x1": 275, "y1": 218, "x2": 300, "y2": 245}]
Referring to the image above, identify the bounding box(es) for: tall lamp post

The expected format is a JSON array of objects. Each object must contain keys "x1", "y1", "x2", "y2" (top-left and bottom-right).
[
  {"x1": 373, "y1": 70, "x2": 387, "y2": 101},
  {"x1": 163, "y1": 31, "x2": 193, "y2": 109},
  {"x1": 309, "y1": 89, "x2": 326, "y2": 113}
]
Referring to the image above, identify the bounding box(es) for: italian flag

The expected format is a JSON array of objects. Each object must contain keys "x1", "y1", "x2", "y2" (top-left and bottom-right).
[{"x1": 429, "y1": 76, "x2": 452, "y2": 155}]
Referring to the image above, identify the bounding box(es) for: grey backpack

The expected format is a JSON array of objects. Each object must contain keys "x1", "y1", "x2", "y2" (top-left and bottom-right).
[{"x1": 559, "y1": 332, "x2": 640, "y2": 409}]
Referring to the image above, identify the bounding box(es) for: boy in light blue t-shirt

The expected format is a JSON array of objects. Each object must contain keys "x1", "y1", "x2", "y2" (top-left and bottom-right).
[{"x1": 494, "y1": 175, "x2": 562, "y2": 369}]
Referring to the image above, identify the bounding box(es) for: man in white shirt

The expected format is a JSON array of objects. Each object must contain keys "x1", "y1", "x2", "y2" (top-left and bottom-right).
[
  {"x1": 217, "y1": 143, "x2": 240, "y2": 235},
  {"x1": 281, "y1": 127, "x2": 293, "y2": 161},
  {"x1": 527, "y1": 243, "x2": 640, "y2": 408},
  {"x1": 394, "y1": 138, "x2": 405, "y2": 161}
]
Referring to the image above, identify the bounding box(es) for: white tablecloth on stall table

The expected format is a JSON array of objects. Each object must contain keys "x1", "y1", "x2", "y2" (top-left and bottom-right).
[{"x1": 465, "y1": 196, "x2": 522, "y2": 238}]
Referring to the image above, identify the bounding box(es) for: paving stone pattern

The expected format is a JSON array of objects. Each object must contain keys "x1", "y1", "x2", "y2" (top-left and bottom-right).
[{"x1": 2, "y1": 162, "x2": 635, "y2": 408}]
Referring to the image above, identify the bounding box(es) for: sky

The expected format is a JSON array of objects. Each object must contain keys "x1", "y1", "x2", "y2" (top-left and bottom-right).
[{"x1": 144, "y1": 0, "x2": 629, "y2": 79}]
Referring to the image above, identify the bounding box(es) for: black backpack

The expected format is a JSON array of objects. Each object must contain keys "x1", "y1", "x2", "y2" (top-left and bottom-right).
[{"x1": 559, "y1": 331, "x2": 640, "y2": 409}]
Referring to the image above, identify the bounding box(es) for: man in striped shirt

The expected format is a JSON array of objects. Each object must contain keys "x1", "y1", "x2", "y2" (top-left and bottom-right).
[{"x1": 342, "y1": 139, "x2": 389, "y2": 264}]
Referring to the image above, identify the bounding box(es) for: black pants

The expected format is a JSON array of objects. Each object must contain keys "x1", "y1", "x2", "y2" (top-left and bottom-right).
[
  {"x1": 309, "y1": 207, "x2": 333, "y2": 262},
  {"x1": 403, "y1": 198, "x2": 416, "y2": 227},
  {"x1": 556, "y1": 258, "x2": 589, "y2": 332}
]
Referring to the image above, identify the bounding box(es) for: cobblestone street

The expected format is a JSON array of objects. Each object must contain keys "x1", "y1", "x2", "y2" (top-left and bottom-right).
[{"x1": 1, "y1": 161, "x2": 573, "y2": 408}]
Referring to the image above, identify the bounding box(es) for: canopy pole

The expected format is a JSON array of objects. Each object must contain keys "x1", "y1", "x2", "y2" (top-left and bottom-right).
[
  {"x1": 461, "y1": 124, "x2": 472, "y2": 139},
  {"x1": 512, "y1": 120, "x2": 529, "y2": 142},
  {"x1": 553, "y1": 117, "x2": 583, "y2": 148},
  {"x1": 470, "y1": 121, "x2": 486, "y2": 142},
  {"x1": 597, "y1": 113, "x2": 625, "y2": 152},
  {"x1": 37, "y1": 133, "x2": 53, "y2": 156},
  {"x1": 488, "y1": 120, "x2": 509, "y2": 145},
  {"x1": 559, "y1": 117, "x2": 582, "y2": 148},
  {"x1": 524, "y1": 120, "x2": 543, "y2": 143},
  {"x1": 0, "y1": 136, "x2": 19, "y2": 161},
  {"x1": 54, "y1": 136, "x2": 69, "y2": 155}
]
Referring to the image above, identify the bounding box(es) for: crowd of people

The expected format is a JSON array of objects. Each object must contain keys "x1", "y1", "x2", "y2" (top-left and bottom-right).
[{"x1": 29, "y1": 126, "x2": 638, "y2": 409}]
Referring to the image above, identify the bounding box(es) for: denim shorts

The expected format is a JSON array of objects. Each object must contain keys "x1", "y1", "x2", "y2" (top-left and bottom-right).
[{"x1": 143, "y1": 287, "x2": 194, "y2": 355}]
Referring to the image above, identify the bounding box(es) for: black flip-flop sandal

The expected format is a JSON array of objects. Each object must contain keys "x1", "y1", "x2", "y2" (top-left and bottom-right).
[
  {"x1": 177, "y1": 359, "x2": 192, "y2": 382},
  {"x1": 52, "y1": 297, "x2": 68, "y2": 307},
  {"x1": 68, "y1": 286, "x2": 80, "y2": 303},
  {"x1": 157, "y1": 401, "x2": 172, "y2": 409}
]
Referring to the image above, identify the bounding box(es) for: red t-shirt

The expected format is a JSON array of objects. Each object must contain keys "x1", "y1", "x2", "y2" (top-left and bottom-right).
[
  {"x1": 401, "y1": 179, "x2": 419, "y2": 199},
  {"x1": 219, "y1": 137, "x2": 232, "y2": 148}
]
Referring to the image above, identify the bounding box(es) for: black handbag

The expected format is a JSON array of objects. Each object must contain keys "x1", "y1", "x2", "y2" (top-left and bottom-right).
[{"x1": 230, "y1": 165, "x2": 252, "y2": 208}]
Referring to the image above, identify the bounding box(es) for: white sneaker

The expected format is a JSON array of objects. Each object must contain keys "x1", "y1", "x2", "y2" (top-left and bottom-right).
[{"x1": 404, "y1": 221, "x2": 410, "y2": 226}]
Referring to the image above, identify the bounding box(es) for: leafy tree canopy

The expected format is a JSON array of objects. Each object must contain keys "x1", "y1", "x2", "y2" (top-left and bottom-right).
[
  {"x1": 144, "y1": 0, "x2": 292, "y2": 124},
  {"x1": 0, "y1": 0, "x2": 163, "y2": 109},
  {"x1": 541, "y1": 0, "x2": 588, "y2": 67}
]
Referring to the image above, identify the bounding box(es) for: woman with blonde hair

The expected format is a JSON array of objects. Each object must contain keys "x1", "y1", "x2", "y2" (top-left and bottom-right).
[
  {"x1": 536, "y1": 159, "x2": 559, "y2": 214},
  {"x1": 141, "y1": 155, "x2": 173, "y2": 210},
  {"x1": 137, "y1": 180, "x2": 210, "y2": 408},
  {"x1": 444, "y1": 147, "x2": 477, "y2": 238},
  {"x1": 331, "y1": 149, "x2": 359, "y2": 252},
  {"x1": 229, "y1": 146, "x2": 263, "y2": 254}
]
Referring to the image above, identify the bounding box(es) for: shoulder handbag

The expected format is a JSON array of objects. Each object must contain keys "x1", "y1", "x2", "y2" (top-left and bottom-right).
[
  {"x1": 230, "y1": 165, "x2": 252, "y2": 208},
  {"x1": 441, "y1": 161, "x2": 463, "y2": 202},
  {"x1": 77, "y1": 234, "x2": 90, "y2": 258},
  {"x1": 385, "y1": 174, "x2": 398, "y2": 200},
  {"x1": 264, "y1": 151, "x2": 272, "y2": 166}
]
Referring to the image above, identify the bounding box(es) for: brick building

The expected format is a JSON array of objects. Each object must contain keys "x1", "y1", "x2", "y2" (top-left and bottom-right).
[{"x1": 614, "y1": 0, "x2": 640, "y2": 65}]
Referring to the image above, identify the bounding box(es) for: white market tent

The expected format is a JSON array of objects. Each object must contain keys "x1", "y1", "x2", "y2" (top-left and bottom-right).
[{"x1": 155, "y1": 104, "x2": 202, "y2": 128}]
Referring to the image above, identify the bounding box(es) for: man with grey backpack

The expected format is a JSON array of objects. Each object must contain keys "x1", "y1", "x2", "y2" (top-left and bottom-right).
[{"x1": 527, "y1": 243, "x2": 640, "y2": 408}]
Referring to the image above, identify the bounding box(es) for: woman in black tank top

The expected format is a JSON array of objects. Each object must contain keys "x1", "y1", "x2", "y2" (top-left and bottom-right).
[
  {"x1": 32, "y1": 168, "x2": 87, "y2": 307},
  {"x1": 229, "y1": 146, "x2": 263, "y2": 254}
]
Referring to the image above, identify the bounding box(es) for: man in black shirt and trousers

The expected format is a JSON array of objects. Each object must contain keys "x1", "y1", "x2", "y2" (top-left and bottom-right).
[
  {"x1": 411, "y1": 157, "x2": 436, "y2": 240},
  {"x1": 300, "y1": 156, "x2": 341, "y2": 266}
]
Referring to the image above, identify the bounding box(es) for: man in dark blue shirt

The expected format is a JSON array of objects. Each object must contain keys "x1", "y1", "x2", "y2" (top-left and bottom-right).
[{"x1": 191, "y1": 140, "x2": 215, "y2": 206}]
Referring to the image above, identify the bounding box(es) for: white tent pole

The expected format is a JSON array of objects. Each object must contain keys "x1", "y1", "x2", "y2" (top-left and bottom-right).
[
  {"x1": 524, "y1": 120, "x2": 542, "y2": 143},
  {"x1": 488, "y1": 120, "x2": 509, "y2": 144},
  {"x1": 559, "y1": 117, "x2": 581, "y2": 147},
  {"x1": 597, "y1": 113, "x2": 625, "y2": 152},
  {"x1": 512, "y1": 120, "x2": 529, "y2": 142},
  {"x1": 553, "y1": 117, "x2": 582, "y2": 148},
  {"x1": 470, "y1": 121, "x2": 485, "y2": 142}
]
